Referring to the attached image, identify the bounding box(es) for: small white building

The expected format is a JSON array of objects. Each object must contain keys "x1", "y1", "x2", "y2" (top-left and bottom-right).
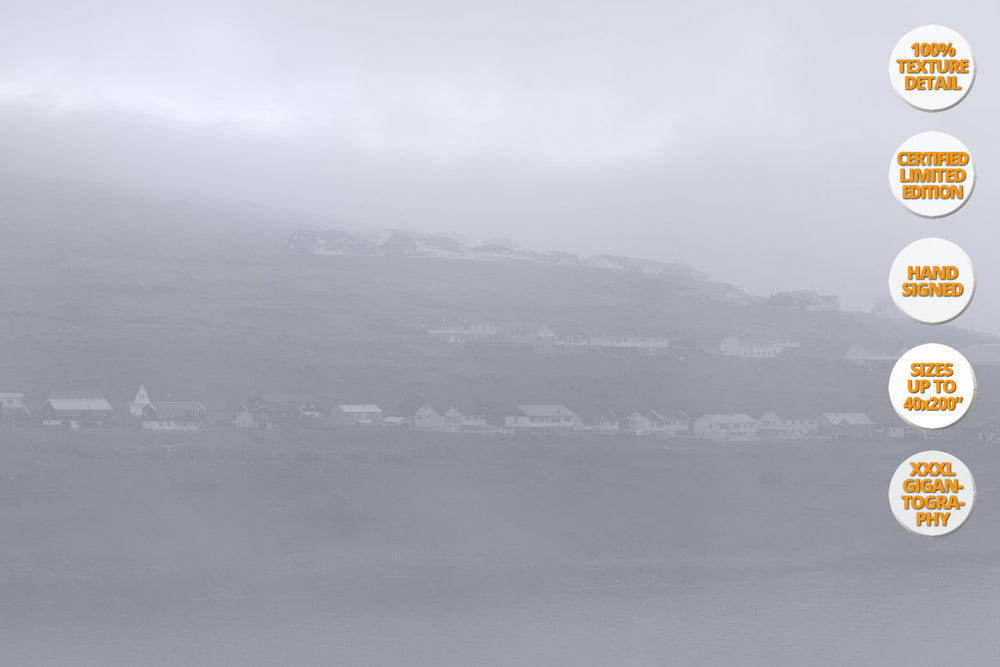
[
  {"x1": 757, "y1": 411, "x2": 818, "y2": 439},
  {"x1": 505, "y1": 405, "x2": 578, "y2": 432},
  {"x1": 0, "y1": 393, "x2": 30, "y2": 420},
  {"x1": 42, "y1": 398, "x2": 114, "y2": 428},
  {"x1": 129, "y1": 385, "x2": 152, "y2": 418},
  {"x1": 143, "y1": 402, "x2": 208, "y2": 431},
  {"x1": 413, "y1": 404, "x2": 443, "y2": 429},
  {"x1": 428, "y1": 323, "x2": 498, "y2": 343},
  {"x1": 625, "y1": 410, "x2": 689, "y2": 437},
  {"x1": 330, "y1": 404, "x2": 385, "y2": 426},
  {"x1": 720, "y1": 335, "x2": 799, "y2": 359},
  {"x1": 693, "y1": 413, "x2": 758, "y2": 439}
]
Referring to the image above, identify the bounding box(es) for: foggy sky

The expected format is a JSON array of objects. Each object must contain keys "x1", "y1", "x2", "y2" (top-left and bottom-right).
[{"x1": 2, "y1": 1, "x2": 1000, "y2": 331}]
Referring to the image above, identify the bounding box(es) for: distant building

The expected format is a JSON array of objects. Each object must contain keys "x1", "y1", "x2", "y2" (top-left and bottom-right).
[
  {"x1": 381, "y1": 416, "x2": 413, "y2": 429},
  {"x1": 505, "y1": 405, "x2": 578, "y2": 432},
  {"x1": 234, "y1": 395, "x2": 323, "y2": 429},
  {"x1": 413, "y1": 404, "x2": 444, "y2": 429},
  {"x1": 720, "y1": 335, "x2": 799, "y2": 359},
  {"x1": 143, "y1": 402, "x2": 208, "y2": 431},
  {"x1": 530, "y1": 326, "x2": 670, "y2": 355},
  {"x1": 588, "y1": 333, "x2": 670, "y2": 355},
  {"x1": 0, "y1": 393, "x2": 30, "y2": 421},
  {"x1": 288, "y1": 229, "x2": 322, "y2": 252},
  {"x1": 330, "y1": 404, "x2": 385, "y2": 426},
  {"x1": 693, "y1": 414, "x2": 758, "y2": 439},
  {"x1": 129, "y1": 385, "x2": 152, "y2": 418},
  {"x1": 442, "y1": 408, "x2": 488, "y2": 431},
  {"x1": 589, "y1": 414, "x2": 621, "y2": 434},
  {"x1": 625, "y1": 410, "x2": 689, "y2": 437},
  {"x1": 531, "y1": 326, "x2": 558, "y2": 352},
  {"x1": 42, "y1": 398, "x2": 114, "y2": 428},
  {"x1": 756, "y1": 411, "x2": 818, "y2": 439},
  {"x1": 412, "y1": 404, "x2": 488, "y2": 431},
  {"x1": 428, "y1": 323, "x2": 498, "y2": 344},
  {"x1": 820, "y1": 413, "x2": 874, "y2": 438}
]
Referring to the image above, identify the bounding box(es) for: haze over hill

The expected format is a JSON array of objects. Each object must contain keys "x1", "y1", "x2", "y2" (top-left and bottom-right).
[{"x1": 0, "y1": 182, "x2": 996, "y2": 426}]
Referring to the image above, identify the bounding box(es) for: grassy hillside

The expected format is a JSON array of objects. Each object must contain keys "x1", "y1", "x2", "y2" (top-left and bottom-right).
[{"x1": 0, "y1": 182, "x2": 994, "y2": 423}]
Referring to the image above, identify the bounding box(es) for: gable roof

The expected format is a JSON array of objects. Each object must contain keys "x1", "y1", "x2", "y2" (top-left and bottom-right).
[
  {"x1": 45, "y1": 398, "x2": 113, "y2": 412},
  {"x1": 509, "y1": 405, "x2": 576, "y2": 418},
  {"x1": 823, "y1": 412, "x2": 873, "y2": 426},
  {"x1": 335, "y1": 404, "x2": 382, "y2": 413}
]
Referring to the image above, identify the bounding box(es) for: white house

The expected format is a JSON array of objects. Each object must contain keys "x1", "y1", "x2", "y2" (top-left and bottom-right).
[
  {"x1": 626, "y1": 410, "x2": 689, "y2": 437},
  {"x1": 441, "y1": 408, "x2": 488, "y2": 431},
  {"x1": 588, "y1": 334, "x2": 670, "y2": 355},
  {"x1": 756, "y1": 411, "x2": 818, "y2": 439},
  {"x1": 129, "y1": 385, "x2": 152, "y2": 418},
  {"x1": 505, "y1": 405, "x2": 578, "y2": 431},
  {"x1": 589, "y1": 414, "x2": 621, "y2": 433},
  {"x1": 720, "y1": 336, "x2": 799, "y2": 359},
  {"x1": 330, "y1": 404, "x2": 385, "y2": 426},
  {"x1": 693, "y1": 414, "x2": 758, "y2": 439},
  {"x1": 413, "y1": 404, "x2": 444, "y2": 429},
  {"x1": 42, "y1": 398, "x2": 114, "y2": 428},
  {"x1": 820, "y1": 413, "x2": 874, "y2": 438},
  {"x1": 0, "y1": 393, "x2": 30, "y2": 420},
  {"x1": 143, "y1": 402, "x2": 208, "y2": 431},
  {"x1": 428, "y1": 323, "x2": 499, "y2": 343}
]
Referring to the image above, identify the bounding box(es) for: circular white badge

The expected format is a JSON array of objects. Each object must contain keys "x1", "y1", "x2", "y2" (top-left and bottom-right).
[
  {"x1": 888, "y1": 343, "x2": 975, "y2": 430},
  {"x1": 889, "y1": 238, "x2": 975, "y2": 324},
  {"x1": 889, "y1": 132, "x2": 975, "y2": 218},
  {"x1": 888, "y1": 25, "x2": 975, "y2": 111},
  {"x1": 889, "y1": 450, "x2": 975, "y2": 537}
]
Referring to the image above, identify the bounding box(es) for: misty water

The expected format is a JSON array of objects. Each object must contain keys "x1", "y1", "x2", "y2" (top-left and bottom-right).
[{"x1": 0, "y1": 430, "x2": 995, "y2": 665}]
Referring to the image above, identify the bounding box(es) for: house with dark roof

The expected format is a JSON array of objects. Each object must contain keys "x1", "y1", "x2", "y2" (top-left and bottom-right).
[
  {"x1": 330, "y1": 404, "x2": 385, "y2": 426},
  {"x1": 142, "y1": 402, "x2": 208, "y2": 431},
  {"x1": 42, "y1": 398, "x2": 114, "y2": 429},
  {"x1": 692, "y1": 413, "x2": 758, "y2": 439},
  {"x1": 234, "y1": 395, "x2": 323, "y2": 429},
  {"x1": 505, "y1": 405, "x2": 578, "y2": 432}
]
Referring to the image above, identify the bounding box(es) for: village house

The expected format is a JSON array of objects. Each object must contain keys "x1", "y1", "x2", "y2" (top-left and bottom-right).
[
  {"x1": 720, "y1": 335, "x2": 800, "y2": 359},
  {"x1": 530, "y1": 326, "x2": 558, "y2": 352},
  {"x1": 129, "y1": 385, "x2": 151, "y2": 418},
  {"x1": 820, "y1": 413, "x2": 875, "y2": 438},
  {"x1": 330, "y1": 404, "x2": 385, "y2": 426},
  {"x1": 412, "y1": 404, "x2": 489, "y2": 431},
  {"x1": 142, "y1": 402, "x2": 208, "y2": 431},
  {"x1": 505, "y1": 405, "x2": 578, "y2": 432},
  {"x1": 625, "y1": 410, "x2": 689, "y2": 437},
  {"x1": 531, "y1": 326, "x2": 670, "y2": 355},
  {"x1": 427, "y1": 323, "x2": 499, "y2": 344},
  {"x1": 41, "y1": 398, "x2": 114, "y2": 429},
  {"x1": 0, "y1": 393, "x2": 30, "y2": 421},
  {"x1": 588, "y1": 333, "x2": 671, "y2": 355},
  {"x1": 380, "y1": 416, "x2": 413, "y2": 429},
  {"x1": 756, "y1": 412, "x2": 818, "y2": 439},
  {"x1": 441, "y1": 407, "x2": 488, "y2": 431},
  {"x1": 588, "y1": 414, "x2": 621, "y2": 434},
  {"x1": 413, "y1": 404, "x2": 444, "y2": 429},
  {"x1": 692, "y1": 413, "x2": 758, "y2": 439},
  {"x1": 234, "y1": 395, "x2": 323, "y2": 429}
]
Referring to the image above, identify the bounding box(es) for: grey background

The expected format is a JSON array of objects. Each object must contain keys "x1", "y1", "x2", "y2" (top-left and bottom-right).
[{"x1": 1, "y1": 1, "x2": 998, "y2": 665}]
